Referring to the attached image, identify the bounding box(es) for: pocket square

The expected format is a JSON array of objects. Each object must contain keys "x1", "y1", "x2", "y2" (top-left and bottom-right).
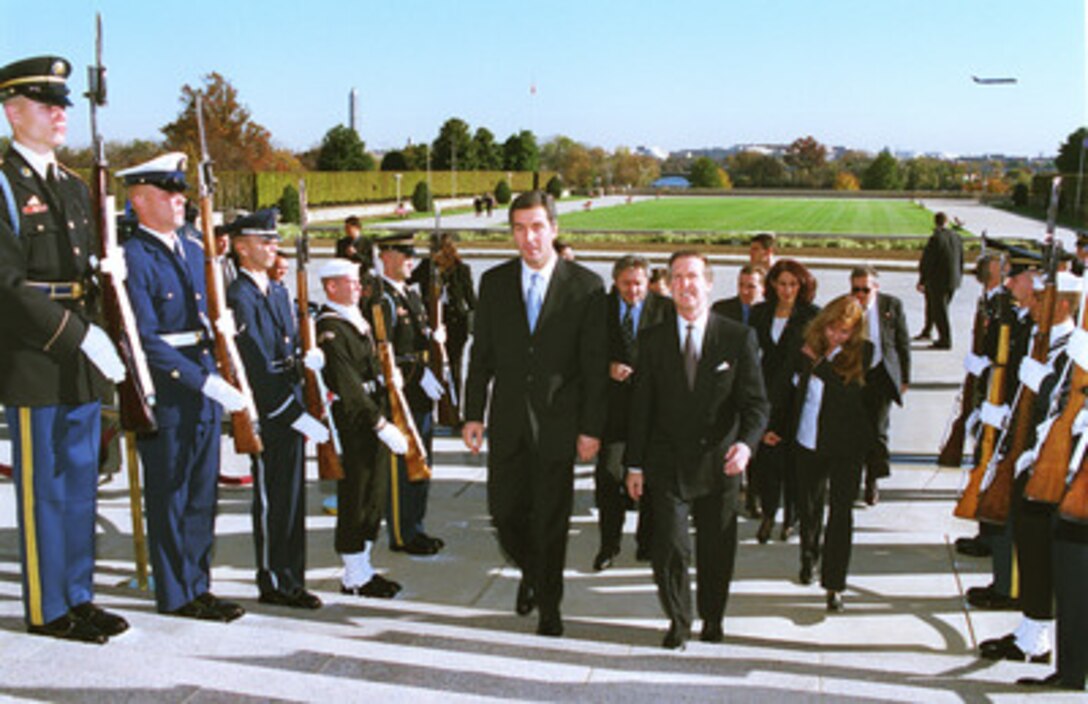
[{"x1": 715, "y1": 360, "x2": 731, "y2": 372}]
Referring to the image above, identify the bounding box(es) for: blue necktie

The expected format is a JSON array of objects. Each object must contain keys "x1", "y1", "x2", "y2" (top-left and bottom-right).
[{"x1": 527, "y1": 272, "x2": 543, "y2": 332}]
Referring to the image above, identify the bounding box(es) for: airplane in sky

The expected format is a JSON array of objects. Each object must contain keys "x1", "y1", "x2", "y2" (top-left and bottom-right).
[{"x1": 972, "y1": 75, "x2": 1017, "y2": 85}]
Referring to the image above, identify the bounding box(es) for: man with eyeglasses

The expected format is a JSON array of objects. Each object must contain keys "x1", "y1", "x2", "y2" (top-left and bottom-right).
[{"x1": 849, "y1": 266, "x2": 910, "y2": 505}]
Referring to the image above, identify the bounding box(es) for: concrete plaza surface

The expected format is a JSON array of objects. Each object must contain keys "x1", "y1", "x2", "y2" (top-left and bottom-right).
[{"x1": 1, "y1": 205, "x2": 1085, "y2": 702}]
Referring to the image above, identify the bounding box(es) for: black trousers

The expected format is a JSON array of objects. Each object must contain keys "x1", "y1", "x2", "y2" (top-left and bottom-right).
[
  {"x1": 594, "y1": 441, "x2": 653, "y2": 555},
  {"x1": 251, "y1": 420, "x2": 306, "y2": 596},
  {"x1": 862, "y1": 372, "x2": 895, "y2": 484},
  {"x1": 1015, "y1": 494, "x2": 1055, "y2": 620},
  {"x1": 925, "y1": 286, "x2": 953, "y2": 346},
  {"x1": 756, "y1": 442, "x2": 796, "y2": 525},
  {"x1": 1054, "y1": 519, "x2": 1088, "y2": 690},
  {"x1": 796, "y1": 446, "x2": 862, "y2": 592},
  {"x1": 488, "y1": 440, "x2": 575, "y2": 619},
  {"x1": 336, "y1": 431, "x2": 385, "y2": 555},
  {"x1": 651, "y1": 483, "x2": 738, "y2": 635}
]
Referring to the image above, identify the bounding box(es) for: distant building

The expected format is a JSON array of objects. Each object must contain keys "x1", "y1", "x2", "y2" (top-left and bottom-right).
[
  {"x1": 651, "y1": 175, "x2": 691, "y2": 189},
  {"x1": 635, "y1": 145, "x2": 669, "y2": 160}
]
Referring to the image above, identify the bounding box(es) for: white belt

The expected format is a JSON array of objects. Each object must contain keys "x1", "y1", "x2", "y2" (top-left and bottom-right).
[{"x1": 160, "y1": 330, "x2": 206, "y2": 348}]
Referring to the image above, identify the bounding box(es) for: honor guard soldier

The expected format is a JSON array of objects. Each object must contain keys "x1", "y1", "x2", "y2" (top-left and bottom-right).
[
  {"x1": 119, "y1": 153, "x2": 246, "y2": 622},
  {"x1": 376, "y1": 235, "x2": 446, "y2": 555},
  {"x1": 0, "y1": 55, "x2": 128, "y2": 644},
  {"x1": 225, "y1": 209, "x2": 326, "y2": 609},
  {"x1": 317, "y1": 259, "x2": 407, "y2": 597}
]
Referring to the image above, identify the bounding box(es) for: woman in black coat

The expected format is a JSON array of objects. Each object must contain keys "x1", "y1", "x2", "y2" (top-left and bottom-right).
[
  {"x1": 748, "y1": 259, "x2": 820, "y2": 543},
  {"x1": 776, "y1": 295, "x2": 876, "y2": 612}
]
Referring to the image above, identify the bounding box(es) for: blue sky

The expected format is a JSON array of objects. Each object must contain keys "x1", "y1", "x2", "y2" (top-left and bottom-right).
[{"x1": 2, "y1": 0, "x2": 1084, "y2": 157}]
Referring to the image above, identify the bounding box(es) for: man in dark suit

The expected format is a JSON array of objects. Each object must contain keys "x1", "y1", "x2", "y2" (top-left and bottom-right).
[
  {"x1": 917, "y1": 211, "x2": 964, "y2": 349},
  {"x1": 0, "y1": 55, "x2": 129, "y2": 644},
  {"x1": 463, "y1": 191, "x2": 607, "y2": 638},
  {"x1": 711, "y1": 264, "x2": 764, "y2": 326},
  {"x1": 227, "y1": 209, "x2": 326, "y2": 609},
  {"x1": 625, "y1": 250, "x2": 769, "y2": 650},
  {"x1": 594, "y1": 254, "x2": 673, "y2": 571},
  {"x1": 850, "y1": 266, "x2": 910, "y2": 505},
  {"x1": 121, "y1": 153, "x2": 247, "y2": 622}
]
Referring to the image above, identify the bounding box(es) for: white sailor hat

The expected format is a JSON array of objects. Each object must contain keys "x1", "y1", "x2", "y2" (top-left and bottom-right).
[
  {"x1": 116, "y1": 152, "x2": 189, "y2": 192},
  {"x1": 1057, "y1": 270, "x2": 1082, "y2": 293},
  {"x1": 319, "y1": 258, "x2": 360, "y2": 280}
]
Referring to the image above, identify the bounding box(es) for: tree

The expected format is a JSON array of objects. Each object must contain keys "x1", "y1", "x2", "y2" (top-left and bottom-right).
[
  {"x1": 380, "y1": 150, "x2": 410, "y2": 171},
  {"x1": 411, "y1": 181, "x2": 432, "y2": 212},
  {"x1": 545, "y1": 175, "x2": 564, "y2": 199},
  {"x1": 278, "y1": 184, "x2": 300, "y2": 223},
  {"x1": 403, "y1": 144, "x2": 430, "y2": 171},
  {"x1": 688, "y1": 156, "x2": 723, "y2": 188},
  {"x1": 1055, "y1": 127, "x2": 1088, "y2": 174},
  {"x1": 503, "y1": 130, "x2": 539, "y2": 172},
  {"x1": 833, "y1": 172, "x2": 860, "y2": 191},
  {"x1": 470, "y1": 127, "x2": 503, "y2": 171},
  {"x1": 785, "y1": 136, "x2": 827, "y2": 172},
  {"x1": 494, "y1": 179, "x2": 512, "y2": 204},
  {"x1": 862, "y1": 150, "x2": 902, "y2": 190},
  {"x1": 161, "y1": 72, "x2": 300, "y2": 172},
  {"x1": 316, "y1": 125, "x2": 374, "y2": 171},
  {"x1": 541, "y1": 136, "x2": 594, "y2": 188},
  {"x1": 726, "y1": 150, "x2": 787, "y2": 187},
  {"x1": 432, "y1": 118, "x2": 473, "y2": 171}
]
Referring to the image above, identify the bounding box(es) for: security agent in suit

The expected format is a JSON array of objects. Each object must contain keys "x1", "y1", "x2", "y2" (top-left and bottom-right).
[
  {"x1": 0, "y1": 56, "x2": 128, "y2": 644},
  {"x1": 849, "y1": 266, "x2": 910, "y2": 505},
  {"x1": 225, "y1": 209, "x2": 326, "y2": 609},
  {"x1": 377, "y1": 236, "x2": 446, "y2": 555},
  {"x1": 120, "y1": 153, "x2": 247, "y2": 622},
  {"x1": 593, "y1": 255, "x2": 673, "y2": 571},
  {"x1": 917, "y1": 211, "x2": 964, "y2": 349},
  {"x1": 317, "y1": 259, "x2": 407, "y2": 599},
  {"x1": 463, "y1": 191, "x2": 608, "y2": 638},
  {"x1": 625, "y1": 251, "x2": 770, "y2": 650},
  {"x1": 711, "y1": 264, "x2": 764, "y2": 327}
]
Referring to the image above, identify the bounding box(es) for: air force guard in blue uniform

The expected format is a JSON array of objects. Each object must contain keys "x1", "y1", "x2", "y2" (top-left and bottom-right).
[
  {"x1": 226, "y1": 209, "x2": 326, "y2": 609},
  {"x1": 120, "y1": 153, "x2": 247, "y2": 622},
  {"x1": 0, "y1": 56, "x2": 129, "y2": 644}
]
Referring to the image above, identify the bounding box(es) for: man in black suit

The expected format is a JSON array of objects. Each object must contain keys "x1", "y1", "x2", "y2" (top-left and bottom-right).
[
  {"x1": 711, "y1": 264, "x2": 764, "y2": 326},
  {"x1": 917, "y1": 211, "x2": 964, "y2": 349},
  {"x1": 594, "y1": 254, "x2": 673, "y2": 571},
  {"x1": 849, "y1": 266, "x2": 910, "y2": 505},
  {"x1": 463, "y1": 191, "x2": 607, "y2": 638},
  {"x1": 625, "y1": 251, "x2": 769, "y2": 650}
]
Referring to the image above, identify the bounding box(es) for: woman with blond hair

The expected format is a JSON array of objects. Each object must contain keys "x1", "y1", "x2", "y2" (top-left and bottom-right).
[{"x1": 775, "y1": 294, "x2": 876, "y2": 612}]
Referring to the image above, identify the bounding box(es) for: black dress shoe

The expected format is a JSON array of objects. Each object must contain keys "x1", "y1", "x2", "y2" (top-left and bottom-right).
[
  {"x1": 593, "y1": 547, "x2": 619, "y2": 571},
  {"x1": 515, "y1": 579, "x2": 535, "y2": 616},
  {"x1": 536, "y1": 611, "x2": 563, "y2": 637},
  {"x1": 170, "y1": 594, "x2": 237, "y2": 622},
  {"x1": 28, "y1": 614, "x2": 108, "y2": 644},
  {"x1": 955, "y1": 536, "x2": 992, "y2": 558},
  {"x1": 929, "y1": 342, "x2": 952, "y2": 350},
  {"x1": 864, "y1": 480, "x2": 879, "y2": 506},
  {"x1": 780, "y1": 523, "x2": 793, "y2": 541},
  {"x1": 635, "y1": 544, "x2": 651, "y2": 562},
  {"x1": 662, "y1": 623, "x2": 688, "y2": 650},
  {"x1": 700, "y1": 622, "x2": 723, "y2": 643},
  {"x1": 980, "y1": 635, "x2": 1050, "y2": 663},
  {"x1": 259, "y1": 589, "x2": 323, "y2": 610},
  {"x1": 912, "y1": 331, "x2": 931, "y2": 341},
  {"x1": 756, "y1": 517, "x2": 773, "y2": 544},
  {"x1": 71, "y1": 602, "x2": 129, "y2": 637},
  {"x1": 418, "y1": 533, "x2": 445, "y2": 550},
  {"x1": 341, "y1": 575, "x2": 401, "y2": 599},
  {"x1": 826, "y1": 591, "x2": 844, "y2": 612},
  {"x1": 1017, "y1": 672, "x2": 1080, "y2": 690},
  {"x1": 799, "y1": 561, "x2": 814, "y2": 586},
  {"x1": 966, "y1": 584, "x2": 1019, "y2": 610},
  {"x1": 391, "y1": 534, "x2": 440, "y2": 556}
]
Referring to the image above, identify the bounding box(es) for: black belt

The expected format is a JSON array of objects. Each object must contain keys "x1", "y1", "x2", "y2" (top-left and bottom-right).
[
  {"x1": 270, "y1": 356, "x2": 297, "y2": 373},
  {"x1": 26, "y1": 281, "x2": 84, "y2": 300}
]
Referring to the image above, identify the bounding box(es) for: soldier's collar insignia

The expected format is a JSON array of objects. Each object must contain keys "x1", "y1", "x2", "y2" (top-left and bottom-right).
[{"x1": 20, "y1": 167, "x2": 31, "y2": 178}]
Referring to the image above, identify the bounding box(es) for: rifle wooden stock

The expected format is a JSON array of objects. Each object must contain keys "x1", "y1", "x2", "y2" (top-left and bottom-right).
[
  {"x1": 296, "y1": 182, "x2": 344, "y2": 480},
  {"x1": 954, "y1": 322, "x2": 1010, "y2": 520},
  {"x1": 372, "y1": 303, "x2": 431, "y2": 482},
  {"x1": 428, "y1": 262, "x2": 459, "y2": 427},
  {"x1": 978, "y1": 285, "x2": 1057, "y2": 523},
  {"x1": 1059, "y1": 453, "x2": 1088, "y2": 523},
  {"x1": 937, "y1": 374, "x2": 972, "y2": 468}
]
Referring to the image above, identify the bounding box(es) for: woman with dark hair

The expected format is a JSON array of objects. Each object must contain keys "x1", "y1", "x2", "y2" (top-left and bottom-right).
[
  {"x1": 778, "y1": 295, "x2": 876, "y2": 612},
  {"x1": 748, "y1": 258, "x2": 819, "y2": 543}
]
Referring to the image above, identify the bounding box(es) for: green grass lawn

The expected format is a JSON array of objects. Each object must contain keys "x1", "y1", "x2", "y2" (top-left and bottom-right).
[{"x1": 558, "y1": 197, "x2": 936, "y2": 236}]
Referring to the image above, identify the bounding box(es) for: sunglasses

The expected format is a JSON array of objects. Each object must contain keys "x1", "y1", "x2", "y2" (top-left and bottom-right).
[{"x1": 851, "y1": 286, "x2": 871, "y2": 294}]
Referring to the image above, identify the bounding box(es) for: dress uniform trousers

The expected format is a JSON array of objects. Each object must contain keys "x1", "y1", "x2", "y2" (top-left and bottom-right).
[
  {"x1": 6, "y1": 403, "x2": 100, "y2": 625},
  {"x1": 252, "y1": 419, "x2": 306, "y2": 595},
  {"x1": 1054, "y1": 518, "x2": 1088, "y2": 690},
  {"x1": 386, "y1": 408, "x2": 433, "y2": 548}
]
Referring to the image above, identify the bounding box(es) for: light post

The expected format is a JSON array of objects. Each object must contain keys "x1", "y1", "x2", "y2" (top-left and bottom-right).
[
  {"x1": 1076, "y1": 136, "x2": 1087, "y2": 220},
  {"x1": 394, "y1": 173, "x2": 402, "y2": 206}
]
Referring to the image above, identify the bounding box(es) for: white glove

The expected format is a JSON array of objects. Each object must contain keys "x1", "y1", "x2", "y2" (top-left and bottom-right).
[
  {"x1": 963, "y1": 352, "x2": 991, "y2": 378},
  {"x1": 1017, "y1": 357, "x2": 1051, "y2": 394},
  {"x1": 431, "y1": 325, "x2": 447, "y2": 345},
  {"x1": 291, "y1": 412, "x2": 330, "y2": 444},
  {"x1": 387, "y1": 364, "x2": 404, "y2": 389},
  {"x1": 1069, "y1": 328, "x2": 1088, "y2": 371},
  {"x1": 80, "y1": 324, "x2": 126, "y2": 384},
  {"x1": 965, "y1": 408, "x2": 981, "y2": 437},
  {"x1": 1074, "y1": 408, "x2": 1088, "y2": 435},
  {"x1": 420, "y1": 367, "x2": 445, "y2": 401},
  {"x1": 1015, "y1": 448, "x2": 1037, "y2": 476},
  {"x1": 201, "y1": 375, "x2": 247, "y2": 413},
  {"x1": 303, "y1": 347, "x2": 325, "y2": 372},
  {"x1": 980, "y1": 402, "x2": 1011, "y2": 430},
  {"x1": 376, "y1": 420, "x2": 409, "y2": 454},
  {"x1": 98, "y1": 252, "x2": 128, "y2": 281},
  {"x1": 215, "y1": 310, "x2": 238, "y2": 339}
]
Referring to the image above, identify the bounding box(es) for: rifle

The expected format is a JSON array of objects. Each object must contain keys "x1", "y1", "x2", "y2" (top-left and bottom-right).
[
  {"x1": 297, "y1": 180, "x2": 344, "y2": 480},
  {"x1": 194, "y1": 92, "x2": 263, "y2": 455},
  {"x1": 427, "y1": 247, "x2": 459, "y2": 427},
  {"x1": 85, "y1": 13, "x2": 157, "y2": 433},
  {"x1": 954, "y1": 296, "x2": 1011, "y2": 520},
  {"x1": 371, "y1": 241, "x2": 431, "y2": 482},
  {"x1": 976, "y1": 244, "x2": 1059, "y2": 523}
]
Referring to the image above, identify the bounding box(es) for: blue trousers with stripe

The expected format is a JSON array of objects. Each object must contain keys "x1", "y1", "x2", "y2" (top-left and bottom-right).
[
  {"x1": 6, "y1": 403, "x2": 100, "y2": 626},
  {"x1": 251, "y1": 421, "x2": 306, "y2": 596}
]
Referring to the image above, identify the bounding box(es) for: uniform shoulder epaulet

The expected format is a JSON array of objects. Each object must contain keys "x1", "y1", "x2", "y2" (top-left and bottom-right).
[
  {"x1": 318, "y1": 329, "x2": 336, "y2": 343},
  {"x1": 184, "y1": 233, "x2": 205, "y2": 249},
  {"x1": 58, "y1": 163, "x2": 83, "y2": 180}
]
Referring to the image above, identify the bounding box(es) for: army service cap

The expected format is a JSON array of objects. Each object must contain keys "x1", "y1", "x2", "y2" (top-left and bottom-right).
[{"x1": 0, "y1": 56, "x2": 73, "y2": 106}]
